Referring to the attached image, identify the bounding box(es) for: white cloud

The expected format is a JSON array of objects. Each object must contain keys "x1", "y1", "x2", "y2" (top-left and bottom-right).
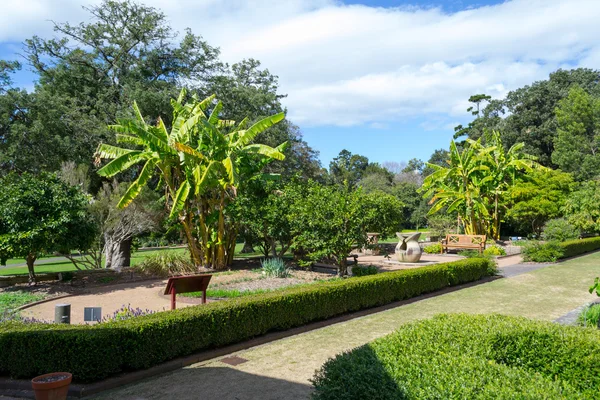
[{"x1": 1, "y1": 0, "x2": 599, "y2": 127}]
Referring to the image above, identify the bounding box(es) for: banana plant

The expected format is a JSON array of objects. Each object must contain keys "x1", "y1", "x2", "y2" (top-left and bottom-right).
[{"x1": 95, "y1": 90, "x2": 286, "y2": 269}]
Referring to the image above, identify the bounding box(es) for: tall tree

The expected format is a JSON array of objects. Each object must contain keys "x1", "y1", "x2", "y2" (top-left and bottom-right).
[
  {"x1": 459, "y1": 69, "x2": 600, "y2": 166},
  {"x1": 6, "y1": 0, "x2": 222, "y2": 176},
  {"x1": 552, "y1": 86, "x2": 600, "y2": 181},
  {"x1": 329, "y1": 150, "x2": 369, "y2": 187}
]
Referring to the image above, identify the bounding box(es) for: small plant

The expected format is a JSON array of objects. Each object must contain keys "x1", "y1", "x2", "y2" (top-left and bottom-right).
[
  {"x1": 577, "y1": 303, "x2": 600, "y2": 327},
  {"x1": 98, "y1": 276, "x2": 116, "y2": 284},
  {"x1": 541, "y1": 218, "x2": 580, "y2": 242},
  {"x1": 483, "y1": 245, "x2": 506, "y2": 256},
  {"x1": 458, "y1": 249, "x2": 487, "y2": 258},
  {"x1": 261, "y1": 257, "x2": 290, "y2": 278},
  {"x1": 134, "y1": 252, "x2": 197, "y2": 277},
  {"x1": 522, "y1": 242, "x2": 564, "y2": 262},
  {"x1": 423, "y1": 243, "x2": 442, "y2": 254},
  {"x1": 101, "y1": 304, "x2": 156, "y2": 322},
  {"x1": 60, "y1": 271, "x2": 75, "y2": 282},
  {"x1": 351, "y1": 265, "x2": 378, "y2": 277}
]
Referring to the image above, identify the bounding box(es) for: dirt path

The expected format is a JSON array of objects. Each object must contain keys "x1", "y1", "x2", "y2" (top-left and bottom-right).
[
  {"x1": 88, "y1": 252, "x2": 597, "y2": 400},
  {"x1": 19, "y1": 280, "x2": 186, "y2": 323}
]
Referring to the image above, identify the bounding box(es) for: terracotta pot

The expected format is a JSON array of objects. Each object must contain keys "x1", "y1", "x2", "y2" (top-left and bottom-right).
[{"x1": 31, "y1": 372, "x2": 72, "y2": 400}]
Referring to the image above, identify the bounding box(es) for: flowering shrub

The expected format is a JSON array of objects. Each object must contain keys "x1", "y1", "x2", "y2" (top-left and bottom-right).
[{"x1": 101, "y1": 304, "x2": 156, "y2": 322}]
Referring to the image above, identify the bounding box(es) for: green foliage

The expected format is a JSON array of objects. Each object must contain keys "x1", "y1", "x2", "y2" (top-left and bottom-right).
[
  {"x1": 422, "y1": 132, "x2": 537, "y2": 238},
  {"x1": 590, "y1": 277, "x2": 600, "y2": 297},
  {"x1": 483, "y1": 245, "x2": 506, "y2": 256},
  {"x1": 506, "y1": 168, "x2": 573, "y2": 236},
  {"x1": 521, "y1": 242, "x2": 564, "y2": 262},
  {"x1": 458, "y1": 249, "x2": 488, "y2": 259},
  {"x1": 423, "y1": 243, "x2": 441, "y2": 254},
  {"x1": 461, "y1": 68, "x2": 600, "y2": 166},
  {"x1": 426, "y1": 215, "x2": 456, "y2": 239},
  {"x1": 351, "y1": 266, "x2": 378, "y2": 277},
  {"x1": 578, "y1": 303, "x2": 600, "y2": 328},
  {"x1": 553, "y1": 86, "x2": 600, "y2": 181},
  {"x1": 558, "y1": 237, "x2": 600, "y2": 258},
  {"x1": 541, "y1": 218, "x2": 580, "y2": 242},
  {"x1": 564, "y1": 180, "x2": 600, "y2": 234},
  {"x1": 96, "y1": 92, "x2": 286, "y2": 269},
  {"x1": 0, "y1": 259, "x2": 494, "y2": 382},
  {"x1": 312, "y1": 314, "x2": 600, "y2": 399},
  {"x1": 328, "y1": 149, "x2": 369, "y2": 187},
  {"x1": 133, "y1": 252, "x2": 197, "y2": 278},
  {"x1": 0, "y1": 291, "x2": 45, "y2": 314},
  {"x1": 261, "y1": 258, "x2": 290, "y2": 278},
  {"x1": 0, "y1": 173, "x2": 97, "y2": 282},
  {"x1": 292, "y1": 183, "x2": 402, "y2": 275}
]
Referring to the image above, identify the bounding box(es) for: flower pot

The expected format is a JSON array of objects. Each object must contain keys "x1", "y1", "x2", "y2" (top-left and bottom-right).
[{"x1": 31, "y1": 372, "x2": 72, "y2": 400}]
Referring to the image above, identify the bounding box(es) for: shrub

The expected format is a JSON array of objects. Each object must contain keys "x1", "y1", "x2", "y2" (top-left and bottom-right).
[
  {"x1": 261, "y1": 258, "x2": 290, "y2": 278},
  {"x1": 312, "y1": 314, "x2": 600, "y2": 399},
  {"x1": 423, "y1": 243, "x2": 441, "y2": 254},
  {"x1": 522, "y1": 242, "x2": 564, "y2": 262},
  {"x1": 458, "y1": 249, "x2": 488, "y2": 258},
  {"x1": 133, "y1": 252, "x2": 197, "y2": 277},
  {"x1": 558, "y1": 236, "x2": 600, "y2": 258},
  {"x1": 578, "y1": 303, "x2": 600, "y2": 328},
  {"x1": 542, "y1": 218, "x2": 580, "y2": 242},
  {"x1": 0, "y1": 259, "x2": 494, "y2": 382},
  {"x1": 483, "y1": 245, "x2": 506, "y2": 256},
  {"x1": 101, "y1": 305, "x2": 156, "y2": 323},
  {"x1": 351, "y1": 266, "x2": 378, "y2": 277}
]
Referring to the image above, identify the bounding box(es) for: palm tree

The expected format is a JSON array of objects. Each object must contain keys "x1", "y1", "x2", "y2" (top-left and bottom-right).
[
  {"x1": 95, "y1": 90, "x2": 286, "y2": 269},
  {"x1": 422, "y1": 139, "x2": 490, "y2": 235},
  {"x1": 422, "y1": 132, "x2": 538, "y2": 239},
  {"x1": 481, "y1": 131, "x2": 537, "y2": 239}
]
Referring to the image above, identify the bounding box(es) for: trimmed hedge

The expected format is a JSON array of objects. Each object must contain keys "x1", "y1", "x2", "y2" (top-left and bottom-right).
[
  {"x1": 559, "y1": 236, "x2": 600, "y2": 259},
  {"x1": 0, "y1": 259, "x2": 495, "y2": 382},
  {"x1": 312, "y1": 314, "x2": 600, "y2": 399}
]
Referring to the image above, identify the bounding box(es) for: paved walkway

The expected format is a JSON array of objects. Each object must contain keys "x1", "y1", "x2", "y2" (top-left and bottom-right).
[{"x1": 86, "y1": 252, "x2": 599, "y2": 400}]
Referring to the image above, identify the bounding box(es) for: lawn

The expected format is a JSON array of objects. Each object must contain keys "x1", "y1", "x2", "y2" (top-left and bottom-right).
[{"x1": 0, "y1": 244, "x2": 271, "y2": 276}]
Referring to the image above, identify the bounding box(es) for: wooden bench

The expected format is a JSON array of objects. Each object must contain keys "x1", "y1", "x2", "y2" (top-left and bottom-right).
[{"x1": 441, "y1": 234, "x2": 486, "y2": 254}]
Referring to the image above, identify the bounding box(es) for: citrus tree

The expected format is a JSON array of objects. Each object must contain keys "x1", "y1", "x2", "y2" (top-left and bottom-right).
[
  {"x1": 95, "y1": 91, "x2": 286, "y2": 269},
  {"x1": 0, "y1": 173, "x2": 97, "y2": 283}
]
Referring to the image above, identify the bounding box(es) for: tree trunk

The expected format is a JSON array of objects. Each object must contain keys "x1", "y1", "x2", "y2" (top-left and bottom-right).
[
  {"x1": 338, "y1": 256, "x2": 347, "y2": 277},
  {"x1": 270, "y1": 238, "x2": 277, "y2": 257},
  {"x1": 104, "y1": 236, "x2": 131, "y2": 270},
  {"x1": 240, "y1": 237, "x2": 255, "y2": 254},
  {"x1": 26, "y1": 253, "x2": 37, "y2": 285}
]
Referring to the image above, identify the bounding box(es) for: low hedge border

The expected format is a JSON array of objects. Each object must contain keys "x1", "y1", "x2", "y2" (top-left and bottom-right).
[
  {"x1": 312, "y1": 314, "x2": 600, "y2": 399},
  {"x1": 559, "y1": 236, "x2": 600, "y2": 259},
  {"x1": 0, "y1": 258, "x2": 496, "y2": 382}
]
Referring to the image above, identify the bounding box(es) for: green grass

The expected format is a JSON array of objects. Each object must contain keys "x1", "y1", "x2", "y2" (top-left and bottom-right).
[
  {"x1": 0, "y1": 244, "x2": 273, "y2": 277},
  {"x1": 0, "y1": 291, "x2": 46, "y2": 313}
]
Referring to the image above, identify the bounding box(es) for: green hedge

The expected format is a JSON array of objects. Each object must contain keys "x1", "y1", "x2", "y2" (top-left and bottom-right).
[
  {"x1": 312, "y1": 314, "x2": 600, "y2": 399},
  {"x1": 0, "y1": 259, "x2": 495, "y2": 382},
  {"x1": 559, "y1": 236, "x2": 600, "y2": 258}
]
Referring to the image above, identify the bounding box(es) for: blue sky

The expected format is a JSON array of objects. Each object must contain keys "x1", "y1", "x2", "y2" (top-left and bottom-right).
[{"x1": 0, "y1": 0, "x2": 597, "y2": 169}]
